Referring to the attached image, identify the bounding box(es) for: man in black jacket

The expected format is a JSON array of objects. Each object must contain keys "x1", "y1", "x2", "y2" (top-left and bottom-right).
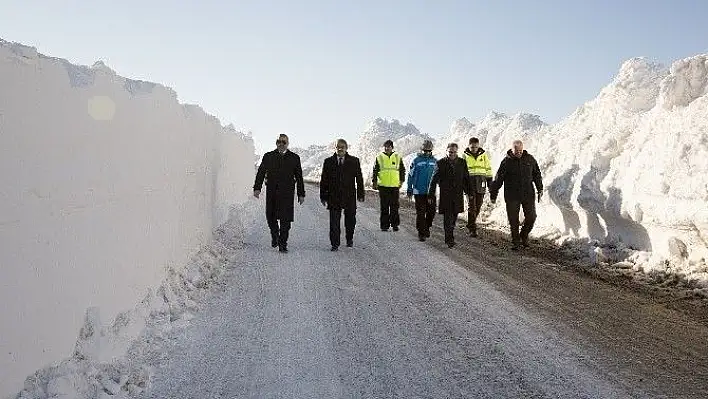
[
  {"x1": 253, "y1": 134, "x2": 306, "y2": 253},
  {"x1": 489, "y1": 140, "x2": 543, "y2": 250},
  {"x1": 428, "y1": 143, "x2": 472, "y2": 248},
  {"x1": 320, "y1": 139, "x2": 365, "y2": 251}
]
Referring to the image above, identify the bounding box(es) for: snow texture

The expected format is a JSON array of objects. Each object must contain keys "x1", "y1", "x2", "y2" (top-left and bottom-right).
[
  {"x1": 298, "y1": 54, "x2": 708, "y2": 286},
  {"x1": 0, "y1": 38, "x2": 254, "y2": 397}
]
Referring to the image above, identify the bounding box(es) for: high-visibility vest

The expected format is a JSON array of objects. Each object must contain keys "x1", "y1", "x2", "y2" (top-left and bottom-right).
[
  {"x1": 464, "y1": 151, "x2": 492, "y2": 177},
  {"x1": 376, "y1": 152, "x2": 401, "y2": 187}
]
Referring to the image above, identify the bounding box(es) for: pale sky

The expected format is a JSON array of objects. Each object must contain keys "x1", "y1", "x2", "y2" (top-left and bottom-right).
[{"x1": 1, "y1": 0, "x2": 707, "y2": 152}]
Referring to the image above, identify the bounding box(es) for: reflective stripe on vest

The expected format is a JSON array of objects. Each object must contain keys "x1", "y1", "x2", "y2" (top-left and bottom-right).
[
  {"x1": 465, "y1": 152, "x2": 492, "y2": 177},
  {"x1": 377, "y1": 152, "x2": 401, "y2": 187}
]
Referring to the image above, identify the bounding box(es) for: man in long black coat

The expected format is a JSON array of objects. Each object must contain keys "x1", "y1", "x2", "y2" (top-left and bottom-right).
[
  {"x1": 253, "y1": 134, "x2": 306, "y2": 253},
  {"x1": 428, "y1": 143, "x2": 472, "y2": 248},
  {"x1": 320, "y1": 139, "x2": 365, "y2": 251},
  {"x1": 489, "y1": 139, "x2": 543, "y2": 250}
]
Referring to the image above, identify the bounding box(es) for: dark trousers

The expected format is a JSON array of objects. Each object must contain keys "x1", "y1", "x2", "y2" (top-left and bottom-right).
[
  {"x1": 378, "y1": 187, "x2": 400, "y2": 230},
  {"x1": 329, "y1": 207, "x2": 356, "y2": 248},
  {"x1": 466, "y1": 193, "x2": 485, "y2": 232},
  {"x1": 267, "y1": 214, "x2": 291, "y2": 249},
  {"x1": 443, "y1": 212, "x2": 459, "y2": 244},
  {"x1": 414, "y1": 195, "x2": 436, "y2": 237},
  {"x1": 505, "y1": 199, "x2": 537, "y2": 244}
]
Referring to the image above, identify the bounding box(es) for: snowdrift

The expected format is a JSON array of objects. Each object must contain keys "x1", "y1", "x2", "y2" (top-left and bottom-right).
[
  {"x1": 0, "y1": 39, "x2": 254, "y2": 397},
  {"x1": 299, "y1": 54, "x2": 708, "y2": 284},
  {"x1": 437, "y1": 55, "x2": 708, "y2": 282}
]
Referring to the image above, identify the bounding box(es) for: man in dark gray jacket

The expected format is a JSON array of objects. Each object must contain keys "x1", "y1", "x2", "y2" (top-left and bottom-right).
[{"x1": 489, "y1": 140, "x2": 543, "y2": 250}]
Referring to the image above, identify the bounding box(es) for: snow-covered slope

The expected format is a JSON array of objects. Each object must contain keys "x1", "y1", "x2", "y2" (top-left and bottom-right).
[
  {"x1": 298, "y1": 54, "x2": 708, "y2": 283},
  {"x1": 290, "y1": 142, "x2": 335, "y2": 182},
  {"x1": 475, "y1": 55, "x2": 708, "y2": 281},
  {"x1": 0, "y1": 39, "x2": 254, "y2": 397},
  {"x1": 350, "y1": 118, "x2": 434, "y2": 185}
]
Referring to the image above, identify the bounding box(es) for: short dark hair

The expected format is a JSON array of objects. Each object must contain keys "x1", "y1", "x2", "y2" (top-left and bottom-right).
[
  {"x1": 469, "y1": 137, "x2": 479, "y2": 144},
  {"x1": 383, "y1": 140, "x2": 394, "y2": 147},
  {"x1": 336, "y1": 138, "x2": 348, "y2": 148}
]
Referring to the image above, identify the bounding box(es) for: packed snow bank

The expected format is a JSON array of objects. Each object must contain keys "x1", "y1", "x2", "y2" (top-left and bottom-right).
[
  {"x1": 291, "y1": 142, "x2": 335, "y2": 182},
  {"x1": 13, "y1": 209, "x2": 246, "y2": 399},
  {"x1": 0, "y1": 39, "x2": 254, "y2": 397},
  {"x1": 436, "y1": 55, "x2": 708, "y2": 284},
  {"x1": 351, "y1": 118, "x2": 434, "y2": 185},
  {"x1": 298, "y1": 54, "x2": 708, "y2": 286}
]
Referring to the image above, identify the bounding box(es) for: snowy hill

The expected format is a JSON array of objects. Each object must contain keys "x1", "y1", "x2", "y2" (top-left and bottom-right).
[
  {"x1": 350, "y1": 118, "x2": 434, "y2": 185},
  {"x1": 290, "y1": 142, "x2": 335, "y2": 182},
  {"x1": 0, "y1": 38, "x2": 255, "y2": 397},
  {"x1": 298, "y1": 54, "x2": 708, "y2": 283}
]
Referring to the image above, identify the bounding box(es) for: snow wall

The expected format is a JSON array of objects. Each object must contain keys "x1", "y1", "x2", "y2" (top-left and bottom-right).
[{"x1": 0, "y1": 39, "x2": 255, "y2": 397}]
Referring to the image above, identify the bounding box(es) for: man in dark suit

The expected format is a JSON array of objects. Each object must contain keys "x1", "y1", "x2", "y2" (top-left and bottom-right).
[
  {"x1": 320, "y1": 139, "x2": 365, "y2": 251},
  {"x1": 253, "y1": 134, "x2": 306, "y2": 253},
  {"x1": 428, "y1": 142, "x2": 472, "y2": 248}
]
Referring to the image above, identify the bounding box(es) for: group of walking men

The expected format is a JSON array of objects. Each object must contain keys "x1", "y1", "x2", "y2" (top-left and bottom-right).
[{"x1": 253, "y1": 133, "x2": 543, "y2": 252}]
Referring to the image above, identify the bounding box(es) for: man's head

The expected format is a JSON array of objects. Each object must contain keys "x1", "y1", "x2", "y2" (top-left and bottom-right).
[
  {"x1": 336, "y1": 138, "x2": 348, "y2": 157},
  {"x1": 421, "y1": 139, "x2": 433, "y2": 154},
  {"x1": 276, "y1": 134, "x2": 289, "y2": 153},
  {"x1": 383, "y1": 140, "x2": 394, "y2": 154},
  {"x1": 468, "y1": 137, "x2": 480, "y2": 153},
  {"x1": 447, "y1": 143, "x2": 459, "y2": 160},
  {"x1": 512, "y1": 140, "x2": 524, "y2": 157}
]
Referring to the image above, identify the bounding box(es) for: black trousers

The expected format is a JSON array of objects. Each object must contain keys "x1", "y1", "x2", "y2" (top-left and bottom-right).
[
  {"x1": 414, "y1": 195, "x2": 436, "y2": 237},
  {"x1": 267, "y1": 214, "x2": 291, "y2": 249},
  {"x1": 466, "y1": 193, "x2": 485, "y2": 232},
  {"x1": 505, "y1": 198, "x2": 537, "y2": 244},
  {"x1": 378, "y1": 187, "x2": 400, "y2": 230},
  {"x1": 329, "y1": 207, "x2": 356, "y2": 248},
  {"x1": 443, "y1": 212, "x2": 459, "y2": 244}
]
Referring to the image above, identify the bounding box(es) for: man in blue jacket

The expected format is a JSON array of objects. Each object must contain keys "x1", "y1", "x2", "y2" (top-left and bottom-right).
[{"x1": 406, "y1": 140, "x2": 437, "y2": 241}]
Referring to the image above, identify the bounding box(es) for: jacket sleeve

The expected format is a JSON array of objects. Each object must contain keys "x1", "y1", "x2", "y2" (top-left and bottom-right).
[
  {"x1": 484, "y1": 154, "x2": 493, "y2": 187},
  {"x1": 320, "y1": 159, "x2": 329, "y2": 203},
  {"x1": 399, "y1": 158, "x2": 406, "y2": 184},
  {"x1": 489, "y1": 158, "x2": 507, "y2": 199},
  {"x1": 406, "y1": 158, "x2": 416, "y2": 194},
  {"x1": 532, "y1": 156, "x2": 543, "y2": 193},
  {"x1": 372, "y1": 158, "x2": 380, "y2": 184},
  {"x1": 253, "y1": 153, "x2": 268, "y2": 191},
  {"x1": 294, "y1": 154, "x2": 305, "y2": 198},
  {"x1": 355, "y1": 159, "x2": 365, "y2": 200},
  {"x1": 428, "y1": 163, "x2": 439, "y2": 196},
  {"x1": 462, "y1": 160, "x2": 473, "y2": 196}
]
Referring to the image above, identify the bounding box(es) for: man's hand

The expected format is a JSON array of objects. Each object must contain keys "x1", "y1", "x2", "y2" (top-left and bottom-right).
[
  {"x1": 298, "y1": 196, "x2": 305, "y2": 205},
  {"x1": 406, "y1": 192, "x2": 413, "y2": 200},
  {"x1": 427, "y1": 195, "x2": 436, "y2": 206},
  {"x1": 372, "y1": 181, "x2": 378, "y2": 190},
  {"x1": 253, "y1": 190, "x2": 260, "y2": 199},
  {"x1": 490, "y1": 196, "x2": 497, "y2": 204},
  {"x1": 537, "y1": 191, "x2": 543, "y2": 203},
  {"x1": 321, "y1": 200, "x2": 328, "y2": 207}
]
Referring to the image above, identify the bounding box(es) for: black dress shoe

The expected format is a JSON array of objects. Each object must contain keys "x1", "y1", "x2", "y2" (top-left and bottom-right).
[
  {"x1": 392, "y1": 226, "x2": 399, "y2": 231},
  {"x1": 447, "y1": 241, "x2": 455, "y2": 248},
  {"x1": 271, "y1": 238, "x2": 278, "y2": 248},
  {"x1": 346, "y1": 241, "x2": 353, "y2": 247},
  {"x1": 331, "y1": 246, "x2": 339, "y2": 251},
  {"x1": 279, "y1": 247, "x2": 288, "y2": 253},
  {"x1": 418, "y1": 236, "x2": 426, "y2": 242}
]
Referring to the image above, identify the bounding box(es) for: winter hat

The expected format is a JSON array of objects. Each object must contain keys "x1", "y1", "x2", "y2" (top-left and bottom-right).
[
  {"x1": 383, "y1": 140, "x2": 394, "y2": 148},
  {"x1": 421, "y1": 140, "x2": 433, "y2": 151}
]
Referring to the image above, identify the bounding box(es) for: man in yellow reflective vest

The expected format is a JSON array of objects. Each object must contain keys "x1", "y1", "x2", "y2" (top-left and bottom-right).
[
  {"x1": 463, "y1": 137, "x2": 493, "y2": 237},
  {"x1": 372, "y1": 139, "x2": 406, "y2": 231}
]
